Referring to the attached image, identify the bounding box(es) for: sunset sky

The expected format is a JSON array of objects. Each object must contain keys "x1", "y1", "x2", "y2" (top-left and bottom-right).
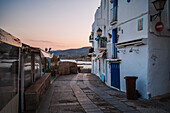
[{"x1": 0, "y1": 0, "x2": 100, "y2": 50}]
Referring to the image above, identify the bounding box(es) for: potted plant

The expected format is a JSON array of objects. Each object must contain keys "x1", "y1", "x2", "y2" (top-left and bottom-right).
[{"x1": 110, "y1": 0, "x2": 113, "y2": 3}]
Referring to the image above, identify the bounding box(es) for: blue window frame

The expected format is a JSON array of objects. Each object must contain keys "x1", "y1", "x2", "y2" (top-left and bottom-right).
[{"x1": 112, "y1": 28, "x2": 118, "y2": 58}]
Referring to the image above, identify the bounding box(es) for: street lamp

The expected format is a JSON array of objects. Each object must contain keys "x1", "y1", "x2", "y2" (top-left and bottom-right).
[
  {"x1": 153, "y1": 0, "x2": 166, "y2": 11},
  {"x1": 97, "y1": 28, "x2": 102, "y2": 37},
  {"x1": 150, "y1": 0, "x2": 167, "y2": 21}
]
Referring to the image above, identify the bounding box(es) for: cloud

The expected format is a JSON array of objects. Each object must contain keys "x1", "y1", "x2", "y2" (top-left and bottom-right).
[
  {"x1": 29, "y1": 40, "x2": 57, "y2": 44},
  {"x1": 28, "y1": 39, "x2": 68, "y2": 50}
]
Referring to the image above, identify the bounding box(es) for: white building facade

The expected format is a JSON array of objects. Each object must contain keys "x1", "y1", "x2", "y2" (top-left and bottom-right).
[{"x1": 89, "y1": 0, "x2": 170, "y2": 99}]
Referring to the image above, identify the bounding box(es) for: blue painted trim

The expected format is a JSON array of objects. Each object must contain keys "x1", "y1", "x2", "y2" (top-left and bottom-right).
[
  {"x1": 96, "y1": 37, "x2": 100, "y2": 41},
  {"x1": 112, "y1": 28, "x2": 118, "y2": 58},
  {"x1": 101, "y1": 74, "x2": 105, "y2": 82},
  {"x1": 49, "y1": 58, "x2": 51, "y2": 69}
]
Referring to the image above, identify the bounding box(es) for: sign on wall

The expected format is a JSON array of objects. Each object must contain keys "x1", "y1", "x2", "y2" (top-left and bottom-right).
[
  {"x1": 155, "y1": 22, "x2": 164, "y2": 32},
  {"x1": 138, "y1": 18, "x2": 143, "y2": 31}
]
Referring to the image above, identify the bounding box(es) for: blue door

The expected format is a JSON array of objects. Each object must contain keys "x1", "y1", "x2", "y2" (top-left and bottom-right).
[{"x1": 111, "y1": 63, "x2": 120, "y2": 89}]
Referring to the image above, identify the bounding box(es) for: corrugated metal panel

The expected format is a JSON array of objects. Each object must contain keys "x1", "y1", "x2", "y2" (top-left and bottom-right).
[
  {"x1": 0, "y1": 28, "x2": 22, "y2": 47},
  {"x1": 40, "y1": 50, "x2": 52, "y2": 58}
]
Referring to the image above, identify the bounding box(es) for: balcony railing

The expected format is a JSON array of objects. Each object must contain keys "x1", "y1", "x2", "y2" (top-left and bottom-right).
[
  {"x1": 100, "y1": 40, "x2": 107, "y2": 48},
  {"x1": 97, "y1": 37, "x2": 107, "y2": 51}
]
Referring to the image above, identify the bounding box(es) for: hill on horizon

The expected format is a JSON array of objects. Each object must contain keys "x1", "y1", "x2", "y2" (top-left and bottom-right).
[{"x1": 51, "y1": 47, "x2": 91, "y2": 59}]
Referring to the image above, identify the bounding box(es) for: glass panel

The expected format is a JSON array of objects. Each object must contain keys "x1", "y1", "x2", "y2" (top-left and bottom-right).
[
  {"x1": 34, "y1": 54, "x2": 41, "y2": 80},
  {"x1": 24, "y1": 54, "x2": 32, "y2": 89},
  {"x1": 0, "y1": 43, "x2": 19, "y2": 110}
]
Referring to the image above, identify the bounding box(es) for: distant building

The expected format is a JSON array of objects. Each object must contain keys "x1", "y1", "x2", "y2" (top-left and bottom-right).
[{"x1": 89, "y1": 0, "x2": 170, "y2": 99}]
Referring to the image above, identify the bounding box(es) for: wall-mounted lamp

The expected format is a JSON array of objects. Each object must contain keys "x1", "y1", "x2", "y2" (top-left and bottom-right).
[
  {"x1": 150, "y1": 0, "x2": 166, "y2": 21},
  {"x1": 118, "y1": 49, "x2": 126, "y2": 54},
  {"x1": 127, "y1": 0, "x2": 130, "y2": 3},
  {"x1": 129, "y1": 47, "x2": 139, "y2": 54},
  {"x1": 97, "y1": 28, "x2": 102, "y2": 37}
]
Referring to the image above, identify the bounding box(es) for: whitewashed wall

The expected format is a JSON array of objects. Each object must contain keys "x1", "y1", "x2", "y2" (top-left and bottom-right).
[
  {"x1": 147, "y1": 0, "x2": 170, "y2": 98},
  {"x1": 119, "y1": 45, "x2": 149, "y2": 98},
  {"x1": 118, "y1": 0, "x2": 148, "y2": 24},
  {"x1": 147, "y1": 34, "x2": 170, "y2": 98},
  {"x1": 117, "y1": 0, "x2": 149, "y2": 98},
  {"x1": 105, "y1": 61, "x2": 112, "y2": 86},
  {"x1": 118, "y1": 14, "x2": 148, "y2": 43}
]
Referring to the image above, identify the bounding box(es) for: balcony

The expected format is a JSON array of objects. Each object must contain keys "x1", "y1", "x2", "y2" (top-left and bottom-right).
[
  {"x1": 88, "y1": 48, "x2": 94, "y2": 57},
  {"x1": 97, "y1": 37, "x2": 107, "y2": 51},
  {"x1": 89, "y1": 32, "x2": 94, "y2": 43},
  {"x1": 89, "y1": 36, "x2": 94, "y2": 43},
  {"x1": 110, "y1": 6, "x2": 117, "y2": 25},
  {"x1": 89, "y1": 48, "x2": 94, "y2": 53}
]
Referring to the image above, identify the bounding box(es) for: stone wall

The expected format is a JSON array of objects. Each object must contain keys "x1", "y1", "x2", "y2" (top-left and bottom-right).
[
  {"x1": 25, "y1": 73, "x2": 51, "y2": 112},
  {"x1": 58, "y1": 62, "x2": 78, "y2": 75},
  {"x1": 80, "y1": 68, "x2": 91, "y2": 73}
]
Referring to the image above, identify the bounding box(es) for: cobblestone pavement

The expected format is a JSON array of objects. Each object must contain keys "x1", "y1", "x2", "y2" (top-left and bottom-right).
[{"x1": 37, "y1": 73, "x2": 170, "y2": 113}]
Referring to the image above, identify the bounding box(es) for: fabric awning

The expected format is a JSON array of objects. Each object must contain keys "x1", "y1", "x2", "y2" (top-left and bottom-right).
[
  {"x1": 40, "y1": 50, "x2": 52, "y2": 58},
  {"x1": 92, "y1": 57, "x2": 97, "y2": 60},
  {"x1": 0, "y1": 28, "x2": 22, "y2": 47},
  {"x1": 97, "y1": 51, "x2": 106, "y2": 58}
]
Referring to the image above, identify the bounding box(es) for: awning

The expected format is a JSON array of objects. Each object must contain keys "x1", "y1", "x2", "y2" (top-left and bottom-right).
[
  {"x1": 92, "y1": 57, "x2": 97, "y2": 60},
  {"x1": 0, "y1": 28, "x2": 22, "y2": 47},
  {"x1": 97, "y1": 51, "x2": 106, "y2": 58},
  {"x1": 116, "y1": 38, "x2": 147, "y2": 48},
  {"x1": 106, "y1": 58, "x2": 121, "y2": 62},
  {"x1": 40, "y1": 50, "x2": 52, "y2": 58}
]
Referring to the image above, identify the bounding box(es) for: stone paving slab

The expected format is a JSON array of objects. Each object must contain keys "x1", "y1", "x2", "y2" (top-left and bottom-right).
[{"x1": 37, "y1": 73, "x2": 170, "y2": 113}]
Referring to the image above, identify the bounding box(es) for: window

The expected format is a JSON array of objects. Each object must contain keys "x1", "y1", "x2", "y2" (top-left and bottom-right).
[
  {"x1": 34, "y1": 54, "x2": 41, "y2": 80},
  {"x1": 0, "y1": 43, "x2": 19, "y2": 110},
  {"x1": 24, "y1": 54, "x2": 32, "y2": 89},
  {"x1": 110, "y1": 0, "x2": 118, "y2": 23}
]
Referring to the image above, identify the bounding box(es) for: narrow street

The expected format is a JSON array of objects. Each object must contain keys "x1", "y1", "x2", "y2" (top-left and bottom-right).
[{"x1": 37, "y1": 73, "x2": 169, "y2": 113}]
